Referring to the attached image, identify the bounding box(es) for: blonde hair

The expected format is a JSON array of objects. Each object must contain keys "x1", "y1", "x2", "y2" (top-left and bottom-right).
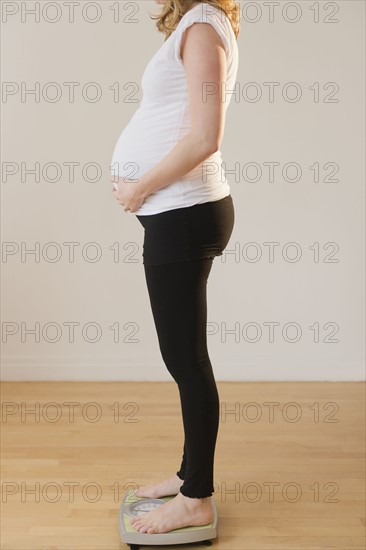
[{"x1": 150, "y1": 0, "x2": 240, "y2": 41}]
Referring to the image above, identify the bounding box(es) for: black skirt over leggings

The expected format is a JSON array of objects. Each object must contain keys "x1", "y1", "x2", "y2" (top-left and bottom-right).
[{"x1": 136, "y1": 194, "x2": 234, "y2": 498}]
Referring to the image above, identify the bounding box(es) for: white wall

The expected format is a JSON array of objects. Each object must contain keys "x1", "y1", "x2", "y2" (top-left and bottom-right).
[{"x1": 2, "y1": 1, "x2": 365, "y2": 380}]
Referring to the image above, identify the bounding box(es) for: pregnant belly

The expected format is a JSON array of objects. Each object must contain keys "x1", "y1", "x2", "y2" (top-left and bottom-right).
[
  {"x1": 112, "y1": 175, "x2": 140, "y2": 191},
  {"x1": 110, "y1": 105, "x2": 186, "y2": 179}
]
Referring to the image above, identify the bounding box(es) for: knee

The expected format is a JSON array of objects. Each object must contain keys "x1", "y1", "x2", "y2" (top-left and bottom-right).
[{"x1": 163, "y1": 355, "x2": 212, "y2": 383}]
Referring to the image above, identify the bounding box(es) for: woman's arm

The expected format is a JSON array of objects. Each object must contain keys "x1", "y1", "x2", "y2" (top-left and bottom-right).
[{"x1": 112, "y1": 22, "x2": 228, "y2": 206}]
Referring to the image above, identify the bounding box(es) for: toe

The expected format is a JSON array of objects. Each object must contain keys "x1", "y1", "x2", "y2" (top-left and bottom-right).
[
  {"x1": 131, "y1": 519, "x2": 141, "y2": 529},
  {"x1": 141, "y1": 522, "x2": 151, "y2": 533}
]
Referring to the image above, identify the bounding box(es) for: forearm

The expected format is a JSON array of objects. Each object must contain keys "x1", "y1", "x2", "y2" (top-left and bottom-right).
[{"x1": 137, "y1": 132, "x2": 218, "y2": 199}]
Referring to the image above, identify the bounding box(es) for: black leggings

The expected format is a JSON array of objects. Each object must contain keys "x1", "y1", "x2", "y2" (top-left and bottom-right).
[
  {"x1": 137, "y1": 195, "x2": 234, "y2": 499},
  {"x1": 143, "y1": 258, "x2": 218, "y2": 499}
]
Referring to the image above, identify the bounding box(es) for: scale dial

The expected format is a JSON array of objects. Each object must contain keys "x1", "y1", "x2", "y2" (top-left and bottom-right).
[{"x1": 126, "y1": 498, "x2": 166, "y2": 518}]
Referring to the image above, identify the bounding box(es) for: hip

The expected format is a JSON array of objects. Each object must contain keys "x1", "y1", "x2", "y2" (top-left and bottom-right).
[{"x1": 136, "y1": 194, "x2": 235, "y2": 266}]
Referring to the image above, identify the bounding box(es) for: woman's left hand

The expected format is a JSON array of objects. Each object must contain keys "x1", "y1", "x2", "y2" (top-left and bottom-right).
[{"x1": 111, "y1": 177, "x2": 147, "y2": 214}]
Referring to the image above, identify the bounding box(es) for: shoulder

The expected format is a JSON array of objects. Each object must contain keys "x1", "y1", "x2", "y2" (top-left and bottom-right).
[
  {"x1": 175, "y1": 3, "x2": 232, "y2": 59},
  {"x1": 179, "y1": 3, "x2": 229, "y2": 31}
]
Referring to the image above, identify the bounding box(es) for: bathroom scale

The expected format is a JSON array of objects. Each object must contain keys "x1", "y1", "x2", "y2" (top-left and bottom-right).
[{"x1": 119, "y1": 489, "x2": 218, "y2": 549}]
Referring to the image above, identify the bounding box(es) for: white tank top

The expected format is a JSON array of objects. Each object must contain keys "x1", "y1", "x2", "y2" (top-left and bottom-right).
[{"x1": 110, "y1": 3, "x2": 239, "y2": 215}]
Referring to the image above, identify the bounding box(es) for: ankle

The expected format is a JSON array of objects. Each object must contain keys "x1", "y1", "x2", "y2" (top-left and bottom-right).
[{"x1": 179, "y1": 492, "x2": 210, "y2": 505}]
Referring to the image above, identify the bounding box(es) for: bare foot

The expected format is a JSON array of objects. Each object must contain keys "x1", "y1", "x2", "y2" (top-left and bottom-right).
[
  {"x1": 130, "y1": 491, "x2": 213, "y2": 534},
  {"x1": 134, "y1": 474, "x2": 184, "y2": 498}
]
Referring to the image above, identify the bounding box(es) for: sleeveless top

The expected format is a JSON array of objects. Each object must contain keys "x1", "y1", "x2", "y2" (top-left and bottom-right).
[{"x1": 110, "y1": 2, "x2": 239, "y2": 215}]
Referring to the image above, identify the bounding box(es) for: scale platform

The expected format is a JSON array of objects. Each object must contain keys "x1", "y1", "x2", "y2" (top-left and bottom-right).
[{"x1": 119, "y1": 489, "x2": 218, "y2": 549}]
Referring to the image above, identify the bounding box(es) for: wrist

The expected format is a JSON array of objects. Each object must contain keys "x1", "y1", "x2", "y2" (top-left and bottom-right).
[{"x1": 136, "y1": 178, "x2": 149, "y2": 200}]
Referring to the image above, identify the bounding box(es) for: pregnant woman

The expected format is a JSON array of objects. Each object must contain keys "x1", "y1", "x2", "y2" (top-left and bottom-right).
[{"x1": 110, "y1": 0, "x2": 240, "y2": 535}]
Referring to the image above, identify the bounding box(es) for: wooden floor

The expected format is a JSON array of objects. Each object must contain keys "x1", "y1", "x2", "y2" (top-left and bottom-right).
[{"x1": 1, "y1": 381, "x2": 365, "y2": 549}]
